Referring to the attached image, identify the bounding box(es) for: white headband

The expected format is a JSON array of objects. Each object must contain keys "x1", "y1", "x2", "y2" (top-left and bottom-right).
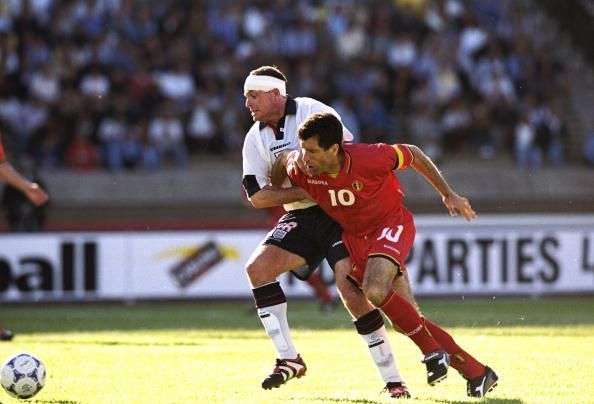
[{"x1": 244, "y1": 75, "x2": 287, "y2": 96}]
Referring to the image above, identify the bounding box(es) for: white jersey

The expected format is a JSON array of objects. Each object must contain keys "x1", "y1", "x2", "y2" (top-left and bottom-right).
[{"x1": 242, "y1": 96, "x2": 353, "y2": 211}]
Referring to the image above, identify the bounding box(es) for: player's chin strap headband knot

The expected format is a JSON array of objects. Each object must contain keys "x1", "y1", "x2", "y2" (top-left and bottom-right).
[{"x1": 244, "y1": 75, "x2": 287, "y2": 96}]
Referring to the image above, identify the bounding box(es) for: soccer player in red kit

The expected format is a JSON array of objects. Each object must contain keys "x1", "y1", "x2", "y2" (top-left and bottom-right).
[
  {"x1": 0, "y1": 133, "x2": 49, "y2": 341},
  {"x1": 277, "y1": 112, "x2": 498, "y2": 398}
]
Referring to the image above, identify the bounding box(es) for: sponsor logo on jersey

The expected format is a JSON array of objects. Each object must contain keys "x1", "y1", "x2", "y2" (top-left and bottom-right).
[
  {"x1": 352, "y1": 180, "x2": 363, "y2": 191},
  {"x1": 383, "y1": 244, "x2": 401, "y2": 254},
  {"x1": 307, "y1": 178, "x2": 329, "y2": 185},
  {"x1": 270, "y1": 142, "x2": 291, "y2": 152},
  {"x1": 404, "y1": 324, "x2": 424, "y2": 337}
]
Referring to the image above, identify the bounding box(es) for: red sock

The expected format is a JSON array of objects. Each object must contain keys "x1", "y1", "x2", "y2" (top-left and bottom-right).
[
  {"x1": 423, "y1": 318, "x2": 485, "y2": 379},
  {"x1": 306, "y1": 273, "x2": 333, "y2": 303},
  {"x1": 380, "y1": 290, "x2": 441, "y2": 354}
]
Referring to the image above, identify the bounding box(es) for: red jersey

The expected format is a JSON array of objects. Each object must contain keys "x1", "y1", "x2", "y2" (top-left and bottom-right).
[{"x1": 287, "y1": 143, "x2": 414, "y2": 237}]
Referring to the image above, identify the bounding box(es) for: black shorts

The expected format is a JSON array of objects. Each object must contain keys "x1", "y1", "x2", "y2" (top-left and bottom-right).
[{"x1": 263, "y1": 205, "x2": 349, "y2": 280}]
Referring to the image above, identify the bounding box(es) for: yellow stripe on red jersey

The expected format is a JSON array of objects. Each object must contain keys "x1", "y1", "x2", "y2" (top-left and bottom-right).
[{"x1": 391, "y1": 144, "x2": 413, "y2": 170}]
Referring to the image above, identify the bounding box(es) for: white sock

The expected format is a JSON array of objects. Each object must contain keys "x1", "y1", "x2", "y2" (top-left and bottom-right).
[
  {"x1": 258, "y1": 302, "x2": 299, "y2": 359},
  {"x1": 360, "y1": 325, "x2": 402, "y2": 384}
]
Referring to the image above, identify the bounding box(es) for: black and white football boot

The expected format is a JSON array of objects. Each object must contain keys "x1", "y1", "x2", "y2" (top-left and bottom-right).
[
  {"x1": 422, "y1": 349, "x2": 450, "y2": 385},
  {"x1": 261, "y1": 355, "x2": 307, "y2": 389},
  {"x1": 467, "y1": 366, "x2": 498, "y2": 397}
]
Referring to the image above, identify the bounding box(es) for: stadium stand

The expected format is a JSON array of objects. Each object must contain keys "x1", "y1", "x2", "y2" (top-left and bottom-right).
[{"x1": 0, "y1": 0, "x2": 592, "y2": 230}]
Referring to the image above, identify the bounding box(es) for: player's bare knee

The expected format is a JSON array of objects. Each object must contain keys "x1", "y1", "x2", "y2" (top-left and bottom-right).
[
  {"x1": 362, "y1": 281, "x2": 389, "y2": 307},
  {"x1": 245, "y1": 260, "x2": 270, "y2": 286},
  {"x1": 245, "y1": 262, "x2": 260, "y2": 285}
]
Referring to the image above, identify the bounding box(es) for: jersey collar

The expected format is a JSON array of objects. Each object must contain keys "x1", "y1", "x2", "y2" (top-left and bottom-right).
[
  {"x1": 325, "y1": 149, "x2": 352, "y2": 179},
  {"x1": 259, "y1": 96, "x2": 297, "y2": 140}
]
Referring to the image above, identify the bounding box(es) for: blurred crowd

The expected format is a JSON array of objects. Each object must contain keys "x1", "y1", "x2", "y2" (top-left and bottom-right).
[{"x1": 0, "y1": 0, "x2": 577, "y2": 171}]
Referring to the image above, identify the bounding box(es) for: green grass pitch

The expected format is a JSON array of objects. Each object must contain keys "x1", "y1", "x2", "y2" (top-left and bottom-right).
[{"x1": 0, "y1": 297, "x2": 592, "y2": 403}]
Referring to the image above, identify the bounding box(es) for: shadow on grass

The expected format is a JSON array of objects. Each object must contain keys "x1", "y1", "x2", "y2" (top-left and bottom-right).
[
  {"x1": 309, "y1": 398, "x2": 383, "y2": 404},
  {"x1": 307, "y1": 397, "x2": 524, "y2": 404},
  {"x1": 25, "y1": 338, "x2": 234, "y2": 347},
  {"x1": 434, "y1": 399, "x2": 523, "y2": 404},
  {"x1": 1, "y1": 298, "x2": 592, "y2": 335}
]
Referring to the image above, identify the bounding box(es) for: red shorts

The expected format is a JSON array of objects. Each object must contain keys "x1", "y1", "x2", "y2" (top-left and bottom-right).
[{"x1": 343, "y1": 208, "x2": 416, "y2": 287}]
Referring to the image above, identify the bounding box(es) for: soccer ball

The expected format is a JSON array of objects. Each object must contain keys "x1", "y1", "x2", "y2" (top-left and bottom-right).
[{"x1": 1, "y1": 353, "x2": 46, "y2": 399}]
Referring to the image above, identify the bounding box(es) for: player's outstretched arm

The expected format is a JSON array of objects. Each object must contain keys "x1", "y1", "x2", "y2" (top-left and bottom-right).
[
  {"x1": 405, "y1": 144, "x2": 476, "y2": 221},
  {"x1": 0, "y1": 161, "x2": 49, "y2": 207},
  {"x1": 248, "y1": 185, "x2": 310, "y2": 209},
  {"x1": 246, "y1": 150, "x2": 313, "y2": 209},
  {"x1": 247, "y1": 151, "x2": 309, "y2": 208}
]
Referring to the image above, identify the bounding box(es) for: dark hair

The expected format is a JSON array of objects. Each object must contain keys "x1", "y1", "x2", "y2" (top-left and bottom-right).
[
  {"x1": 250, "y1": 65, "x2": 287, "y2": 83},
  {"x1": 298, "y1": 113, "x2": 343, "y2": 150}
]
